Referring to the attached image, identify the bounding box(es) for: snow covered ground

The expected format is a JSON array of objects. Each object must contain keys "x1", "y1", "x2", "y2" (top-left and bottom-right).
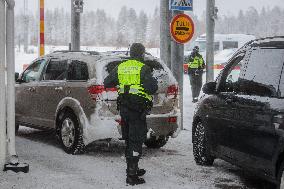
[{"x1": 1, "y1": 47, "x2": 272, "y2": 189}]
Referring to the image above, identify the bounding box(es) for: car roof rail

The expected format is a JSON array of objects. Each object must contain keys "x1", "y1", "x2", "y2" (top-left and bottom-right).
[
  {"x1": 105, "y1": 51, "x2": 153, "y2": 56},
  {"x1": 52, "y1": 50, "x2": 100, "y2": 55},
  {"x1": 239, "y1": 36, "x2": 284, "y2": 51}
]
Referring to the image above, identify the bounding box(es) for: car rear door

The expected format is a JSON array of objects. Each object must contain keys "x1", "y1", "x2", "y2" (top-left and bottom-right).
[
  {"x1": 35, "y1": 58, "x2": 68, "y2": 128},
  {"x1": 221, "y1": 48, "x2": 284, "y2": 176},
  {"x1": 65, "y1": 60, "x2": 90, "y2": 114}
]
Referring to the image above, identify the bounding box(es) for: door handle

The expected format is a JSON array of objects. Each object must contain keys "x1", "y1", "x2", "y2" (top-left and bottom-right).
[
  {"x1": 28, "y1": 87, "x2": 36, "y2": 92},
  {"x1": 55, "y1": 87, "x2": 63, "y2": 91}
]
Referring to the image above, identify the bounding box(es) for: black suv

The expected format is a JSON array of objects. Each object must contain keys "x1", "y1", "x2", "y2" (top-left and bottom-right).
[{"x1": 192, "y1": 36, "x2": 284, "y2": 188}]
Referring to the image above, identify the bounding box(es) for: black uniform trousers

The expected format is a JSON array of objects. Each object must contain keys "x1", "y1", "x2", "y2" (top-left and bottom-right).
[
  {"x1": 120, "y1": 105, "x2": 147, "y2": 161},
  {"x1": 189, "y1": 69, "x2": 203, "y2": 99}
]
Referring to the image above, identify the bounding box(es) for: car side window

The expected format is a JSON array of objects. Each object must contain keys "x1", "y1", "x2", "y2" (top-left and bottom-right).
[
  {"x1": 67, "y1": 60, "x2": 89, "y2": 81},
  {"x1": 43, "y1": 59, "x2": 67, "y2": 80},
  {"x1": 218, "y1": 54, "x2": 245, "y2": 93},
  {"x1": 22, "y1": 59, "x2": 46, "y2": 83},
  {"x1": 239, "y1": 48, "x2": 284, "y2": 97}
]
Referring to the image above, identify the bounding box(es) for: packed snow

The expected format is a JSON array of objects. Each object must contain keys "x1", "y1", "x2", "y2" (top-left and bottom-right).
[{"x1": 0, "y1": 47, "x2": 273, "y2": 189}]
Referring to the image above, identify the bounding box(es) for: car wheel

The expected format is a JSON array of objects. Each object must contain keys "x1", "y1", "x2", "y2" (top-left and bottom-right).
[
  {"x1": 192, "y1": 121, "x2": 214, "y2": 166},
  {"x1": 144, "y1": 136, "x2": 169, "y2": 149},
  {"x1": 58, "y1": 111, "x2": 85, "y2": 155}
]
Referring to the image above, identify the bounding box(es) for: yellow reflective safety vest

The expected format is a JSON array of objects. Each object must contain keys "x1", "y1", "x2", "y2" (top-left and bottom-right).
[
  {"x1": 188, "y1": 56, "x2": 204, "y2": 69},
  {"x1": 118, "y1": 60, "x2": 152, "y2": 101}
]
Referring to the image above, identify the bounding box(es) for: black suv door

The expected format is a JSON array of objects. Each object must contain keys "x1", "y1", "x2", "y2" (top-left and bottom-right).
[
  {"x1": 217, "y1": 48, "x2": 284, "y2": 176},
  {"x1": 207, "y1": 53, "x2": 246, "y2": 158}
]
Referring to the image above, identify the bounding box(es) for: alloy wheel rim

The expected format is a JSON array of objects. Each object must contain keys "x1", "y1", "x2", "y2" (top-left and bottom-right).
[{"x1": 61, "y1": 118, "x2": 75, "y2": 148}]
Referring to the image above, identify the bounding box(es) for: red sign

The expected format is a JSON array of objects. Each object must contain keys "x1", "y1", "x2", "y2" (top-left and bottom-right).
[{"x1": 170, "y1": 14, "x2": 195, "y2": 44}]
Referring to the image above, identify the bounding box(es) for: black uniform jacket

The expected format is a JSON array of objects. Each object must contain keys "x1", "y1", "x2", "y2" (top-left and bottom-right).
[
  {"x1": 104, "y1": 59, "x2": 158, "y2": 112},
  {"x1": 186, "y1": 52, "x2": 205, "y2": 75}
]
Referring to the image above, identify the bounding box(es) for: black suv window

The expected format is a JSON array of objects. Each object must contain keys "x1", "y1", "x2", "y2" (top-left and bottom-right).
[
  {"x1": 43, "y1": 59, "x2": 67, "y2": 80},
  {"x1": 218, "y1": 53, "x2": 245, "y2": 93},
  {"x1": 67, "y1": 60, "x2": 89, "y2": 81},
  {"x1": 239, "y1": 49, "x2": 284, "y2": 97},
  {"x1": 22, "y1": 59, "x2": 46, "y2": 83}
]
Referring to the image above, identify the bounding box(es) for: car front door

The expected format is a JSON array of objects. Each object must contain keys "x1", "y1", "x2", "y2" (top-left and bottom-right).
[
  {"x1": 206, "y1": 53, "x2": 246, "y2": 159},
  {"x1": 218, "y1": 48, "x2": 284, "y2": 176},
  {"x1": 16, "y1": 59, "x2": 47, "y2": 126}
]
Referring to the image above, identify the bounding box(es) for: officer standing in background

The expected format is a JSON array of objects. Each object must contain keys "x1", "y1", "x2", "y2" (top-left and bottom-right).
[
  {"x1": 186, "y1": 46, "x2": 205, "y2": 103},
  {"x1": 104, "y1": 43, "x2": 158, "y2": 185}
]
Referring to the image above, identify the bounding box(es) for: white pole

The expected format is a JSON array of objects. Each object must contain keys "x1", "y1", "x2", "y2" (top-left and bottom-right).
[
  {"x1": 0, "y1": 0, "x2": 7, "y2": 170},
  {"x1": 171, "y1": 10, "x2": 184, "y2": 130},
  {"x1": 160, "y1": 0, "x2": 171, "y2": 68},
  {"x1": 206, "y1": 0, "x2": 215, "y2": 82},
  {"x1": 71, "y1": 0, "x2": 80, "y2": 51},
  {"x1": 6, "y1": 0, "x2": 17, "y2": 159}
]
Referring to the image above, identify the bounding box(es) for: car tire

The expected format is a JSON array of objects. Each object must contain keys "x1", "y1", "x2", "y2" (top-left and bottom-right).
[
  {"x1": 192, "y1": 121, "x2": 214, "y2": 166},
  {"x1": 144, "y1": 136, "x2": 169, "y2": 149},
  {"x1": 58, "y1": 111, "x2": 85, "y2": 155},
  {"x1": 276, "y1": 162, "x2": 284, "y2": 189}
]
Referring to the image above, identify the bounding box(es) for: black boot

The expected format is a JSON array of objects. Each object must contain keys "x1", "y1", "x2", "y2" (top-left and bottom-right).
[
  {"x1": 126, "y1": 159, "x2": 145, "y2": 185},
  {"x1": 137, "y1": 168, "x2": 146, "y2": 176},
  {"x1": 126, "y1": 175, "x2": 145, "y2": 186},
  {"x1": 129, "y1": 167, "x2": 146, "y2": 176}
]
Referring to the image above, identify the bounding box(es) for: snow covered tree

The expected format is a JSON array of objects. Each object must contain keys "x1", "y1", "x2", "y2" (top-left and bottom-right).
[{"x1": 136, "y1": 11, "x2": 148, "y2": 44}]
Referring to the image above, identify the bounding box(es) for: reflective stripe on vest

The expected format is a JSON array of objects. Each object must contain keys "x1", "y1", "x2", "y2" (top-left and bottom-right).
[
  {"x1": 118, "y1": 60, "x2": 152, "y2": 101},
  {"x1": 188, "y1": 56, "x2": 203, "y2": 69}
]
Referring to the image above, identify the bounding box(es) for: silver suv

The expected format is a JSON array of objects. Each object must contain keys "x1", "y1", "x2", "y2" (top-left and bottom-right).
[{"x1": 15, "y1": 51, "x2": 180, "y2": 154}]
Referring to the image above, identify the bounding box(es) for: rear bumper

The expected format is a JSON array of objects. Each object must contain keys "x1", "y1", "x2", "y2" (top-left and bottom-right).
[
  {"x1": 146, "y1": 115, "x2": 179, "y2": 137},
  {"x1": 114, "y1": 109, "x2": 180, "y2": 138},
  {"x1": 146, "y1": 107, "x2": 181, "y2": 137},
  {"x1": 83, "y1": 104, "x2": 180, "y2": 145}
]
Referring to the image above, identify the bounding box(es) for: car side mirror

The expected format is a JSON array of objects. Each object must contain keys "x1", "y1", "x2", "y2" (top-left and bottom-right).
[
  {"x1": 203, "y1": 82, "x2": 216, "y2": 94},
  {"x1": 15, "y1": 72, "x2": 19, "y2": 81}
]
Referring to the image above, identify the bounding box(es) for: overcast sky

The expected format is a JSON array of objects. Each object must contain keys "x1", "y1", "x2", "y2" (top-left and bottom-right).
[{"x1": 15, "y1": 0, "x2": 284, "y2": 18}]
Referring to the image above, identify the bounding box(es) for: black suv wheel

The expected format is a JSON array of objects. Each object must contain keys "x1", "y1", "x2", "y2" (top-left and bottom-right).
[
  {"x1": 192, "y1": 121, "x2": 214, "y2": 166},
  {"x1": 58, "y1": 111, "x2": 85, "y2": 154}
]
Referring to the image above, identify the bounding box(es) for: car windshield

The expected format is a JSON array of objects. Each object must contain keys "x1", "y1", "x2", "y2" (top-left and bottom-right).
[{"x1": 214, "y1": 49, "x2": 237, "y2": 63}]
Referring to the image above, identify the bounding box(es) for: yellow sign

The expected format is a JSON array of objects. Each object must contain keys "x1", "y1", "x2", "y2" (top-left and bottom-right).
[{"x1": 170, "y1": 14, "x2": 195, "y2": 44}]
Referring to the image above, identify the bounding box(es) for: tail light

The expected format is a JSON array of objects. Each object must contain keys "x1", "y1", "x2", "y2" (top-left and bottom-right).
[
  {"x1": 115, "y1": 119, "x2": 125, "y2": 126},
  {"x1": 88, "y1": 85, "x2": 105, "y2": 101},
  {"x1": 168, "y1": 117, "x2": 177, "y2": 123},
  {"x1": 88, "y1": 85, "x2": 117, "y2": 101},
  {"x1": 273, "y1": 114, "x2": 284, "y2": 130},
  {"x1": 167, "y1": 85, "x2": 178, "y2": 99}
]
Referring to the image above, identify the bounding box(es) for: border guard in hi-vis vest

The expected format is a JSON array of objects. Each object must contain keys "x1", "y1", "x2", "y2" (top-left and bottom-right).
[
  {"x1": 104, "y1": 43, "x2": 158, "y2": 185},
  {"x1": 186, "y1": 46, "x2": 205, "y2": 103}
]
